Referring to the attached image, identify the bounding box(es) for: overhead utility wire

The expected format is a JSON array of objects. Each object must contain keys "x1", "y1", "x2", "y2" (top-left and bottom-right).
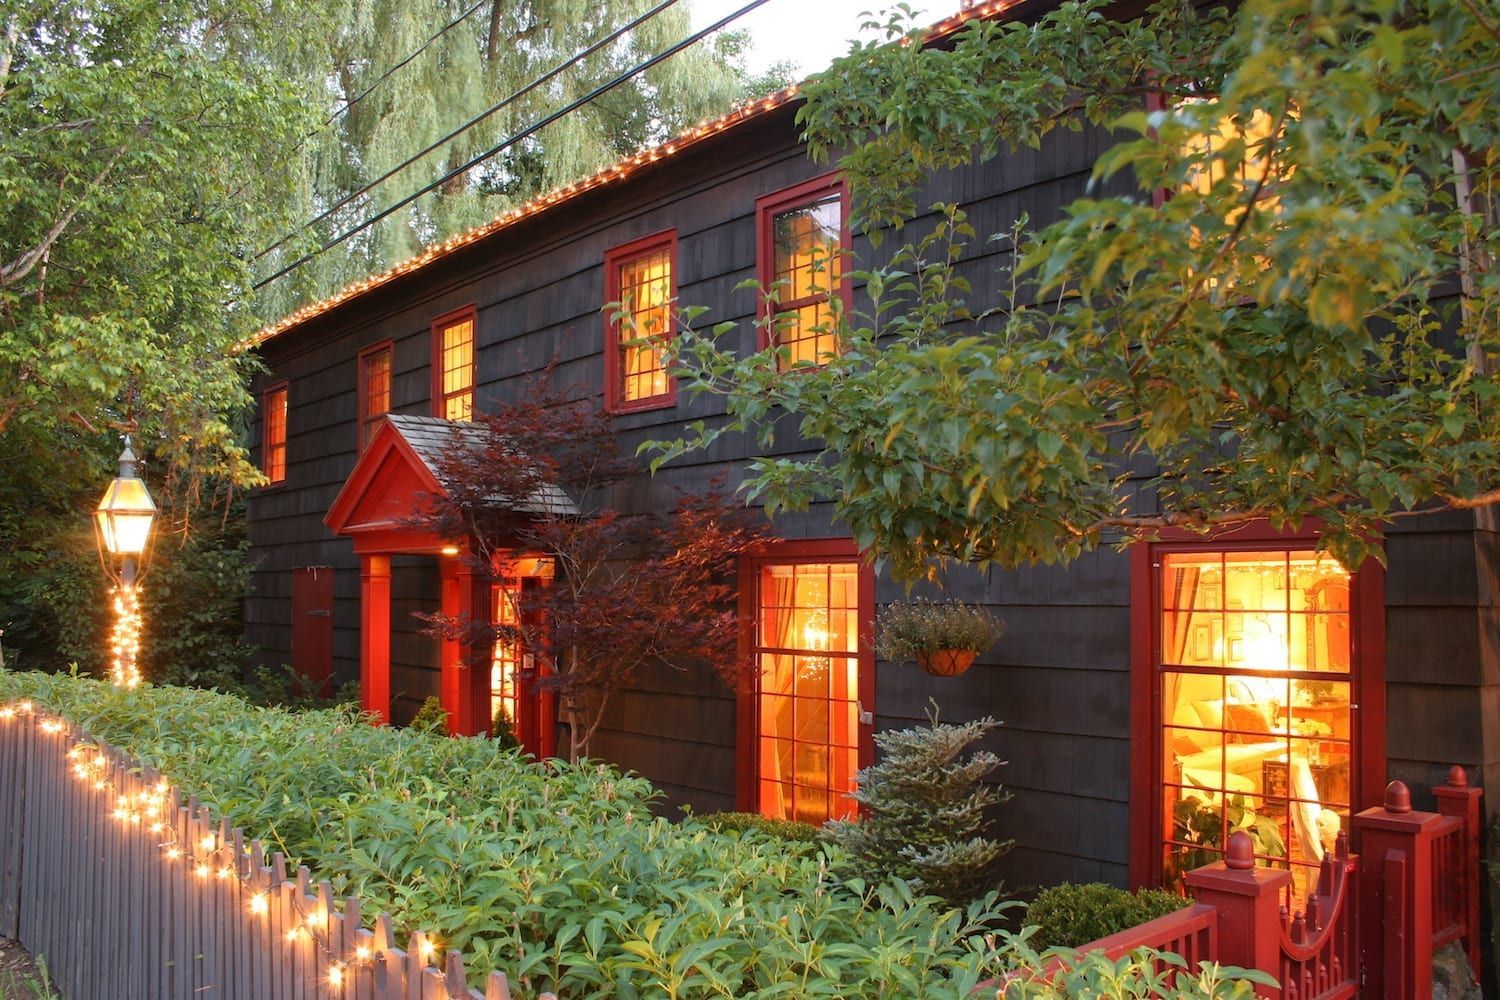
[
  {"x1": 253, "y1": 0, "x2": 772, "y2": 290},
  {"x1": 254, "y1": 0, "x2": 682, "y2": 264},
  {"x1": 322, "y1": 0, "x2": 489, "y2": 130}
]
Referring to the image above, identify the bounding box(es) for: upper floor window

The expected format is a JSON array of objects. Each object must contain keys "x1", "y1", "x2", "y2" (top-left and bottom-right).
[
  {"x1": 262, "y1": 382, "x2": 288, "y2": 484},
  {"x1": 604, "y1": 230, "x2": 677, "y2": 412},
  {"x1": 432, "y1": 307, "x2": 475, "y2": 421},
  {"x1": 756, "y1": 175, "x2": 849, "y2": 371},
  {"x1": 358, "y1": 341, "x2": 392, "y2": 451}
]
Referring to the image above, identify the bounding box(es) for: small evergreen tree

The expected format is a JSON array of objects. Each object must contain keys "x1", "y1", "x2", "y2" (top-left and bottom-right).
[{"x1": 826, "y1": 713, "x2": 1011, "y2": 905}]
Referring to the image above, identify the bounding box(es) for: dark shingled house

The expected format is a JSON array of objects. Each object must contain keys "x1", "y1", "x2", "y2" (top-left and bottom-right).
[{"x1": 243, "y1": 1, "x2": 1500, "y2": 899}]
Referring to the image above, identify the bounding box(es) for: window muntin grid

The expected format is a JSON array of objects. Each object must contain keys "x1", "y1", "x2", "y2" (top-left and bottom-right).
[
  {"x1": 769, "y1": 194, "x2": 843, "y2": 370},
  {"x1": 360, "y1": 347, "x2": 391, "y2": 449},
  {"x1": 1158, "y1": 548, "x2": 1354, "y2": 903},
  {"x1": 615, "y1": 247, "x2": 673, "y2": 404},
  {"x1": 756, "y1": 560, "x2": 861, "y2": 825},
  {"x1": 263, "y1": 385, "x2": 287, "y2": 483},
  {"x1": 438, "y1": 316, "x2": 474, "y2": 421}
]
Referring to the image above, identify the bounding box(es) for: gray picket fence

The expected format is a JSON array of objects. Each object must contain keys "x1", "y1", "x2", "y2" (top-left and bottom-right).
[{"x1": 0, "y1": 702, "x2": 557, "y2": 1000}]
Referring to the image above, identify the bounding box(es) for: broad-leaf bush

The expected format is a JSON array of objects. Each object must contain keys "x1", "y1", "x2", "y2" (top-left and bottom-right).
[{"x1": 0, "y1": 671, "x2": 1268, "y2": 997}]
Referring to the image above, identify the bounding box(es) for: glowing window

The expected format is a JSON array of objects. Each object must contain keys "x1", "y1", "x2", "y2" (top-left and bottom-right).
[
  {"x1": 262, "y1": 383, "x2": 287, "y2": 484},
  {"x1": 359, "y1": 344, "x2": 391, "y2": 450},
  {"x1": 433, "y1": 310, "x2": 475, "y2": 421},
  {"x1": 757, "y1": 178, "x2": 848, "y2": 371},
  {"x1": 604, "y1": 232, "x2": 676, "y2": 411},
  {"x1": 490, "y1": 579, "x2": 521, "y2": 735},
  {"x1": 1158, "y1": 547, "x2": 1355, "y2": 902},
  {"x1": 755, "y1": 560, "x2": 862, "y2": 824}
]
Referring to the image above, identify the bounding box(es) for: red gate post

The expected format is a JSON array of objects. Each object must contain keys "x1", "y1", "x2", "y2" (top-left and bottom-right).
[
  {"x1": 1354, "y1": 780, "x2": 1443, "y2": 999},
  {"x1": 1184, "y1": 831, "x2": 1290, "y2": 998},
  {"x1": 1432, "y1": 766, "x2": 1483, "y2": 976}
]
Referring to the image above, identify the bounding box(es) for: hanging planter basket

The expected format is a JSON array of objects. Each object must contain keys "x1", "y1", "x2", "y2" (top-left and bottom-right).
[
  {"x1": 877, "y1": 599, "x2": 1002, "y2": 679},
  {"x1": 915, "y1": 648, "x2": 979, "y2": 677}
]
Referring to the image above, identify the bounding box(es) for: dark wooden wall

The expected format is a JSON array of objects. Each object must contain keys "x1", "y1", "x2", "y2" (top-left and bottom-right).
[{"x1": 247, "y1": 97, "x2": 1496, "y2": 897}]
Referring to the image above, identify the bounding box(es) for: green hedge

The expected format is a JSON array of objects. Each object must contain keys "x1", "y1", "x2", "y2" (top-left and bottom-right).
[
  {"x1": 695, "y1": 811, "x2": 826, "y2": 845},
  {"x1": 1024, "y1": 882, "x2": 1190, "y2": 951},
  {"x1": 0, "y1": 670, "x2": 1015, "y2": 998}
]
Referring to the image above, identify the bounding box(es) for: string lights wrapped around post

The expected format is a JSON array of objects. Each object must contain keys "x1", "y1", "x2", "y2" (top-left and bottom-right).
[{"x1": 93, "y1": 435, "x2": 156, "y2": 688}]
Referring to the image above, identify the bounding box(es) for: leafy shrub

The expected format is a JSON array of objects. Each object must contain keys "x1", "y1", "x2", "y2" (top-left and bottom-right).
[
  {"x1": 1024, "y1": 882, "x2": 1190, "y2": 950},
  {"x1": 998, "y1": 945, "x2": 1273, "y2": 998},
  {"x1": 827, "y1": 714, "x2": 1011, "y2": 904},
  {"x1": 491, "y1": 709, "x2": 521, "y2": 750},
  {"x1": 696, "y1": 811, "x2": 825, "y2": 844},
  {"x1": 0, "y1": 670, "x2": 1035, "y2": 997},
  {"x1": 0, "y1": 672, "x2": 1271, "y2": 998},
  {"x1": 409, "y1": 695, "x2": 448, "y2": 733},
  {"x1": 875, "y1": 600, "x2": 1003, "y2": 663}
]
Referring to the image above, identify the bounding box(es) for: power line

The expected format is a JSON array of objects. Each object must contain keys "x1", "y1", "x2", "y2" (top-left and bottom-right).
[
  {"x1": 321, "y1": 0, "x2": 489, "y2": 131},
  {"x1": 253, "y1": 0, "x2": 772, "y2": 291},
  {"x1": 255, "y1": 0, "x2": 683, "y2": 264}
]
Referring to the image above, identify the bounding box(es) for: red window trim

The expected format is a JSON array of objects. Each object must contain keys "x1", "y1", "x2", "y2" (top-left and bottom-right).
[
  {"x1": 754, "y1": 172, "x2": 852, "y2": 359},
  {"x1": 734, "y1": 537, "x2": 877, "y2": 815},
  {"x1": 602, "y1": 228, "x2": 678, "y2": 414},
  {"x1": 1126, "y1": 521, "x2": 1387, "y2": 888},
  {"x1": 260, "y1": 380, "x2": 289, "y2": 487},
  {"x1": 357, "y1": 339, "x2": 394, "y2": 453},
  {"x1": 430, "y1": 305, "x2": 477, "y2": 420}
]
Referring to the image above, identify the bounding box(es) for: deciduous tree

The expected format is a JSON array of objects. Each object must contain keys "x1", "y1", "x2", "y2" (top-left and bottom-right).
[
  {"x1": 421, "y1": 381, "x2": 768, "y2": 760},
  {"x1": 659, "y1": 0, "x2": 1500, "y2": 579}
]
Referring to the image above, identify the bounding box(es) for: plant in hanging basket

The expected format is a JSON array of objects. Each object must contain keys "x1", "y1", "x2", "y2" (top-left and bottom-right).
[{"x1": 875, "y1": 599, "x2": 1003, "y2": 676}]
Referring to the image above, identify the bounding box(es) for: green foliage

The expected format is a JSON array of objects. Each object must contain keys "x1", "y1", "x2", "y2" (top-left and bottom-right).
[
  {"x1": 1024, "y1": 882, "x2": 1189, "y2": 951},
  {"x1": 695, "y1": 812, "x2": 826, "y2": 845},
  {"x1": 658, "y1": 0, "x2": 1500, "y2": 580},
  {"x1": 2, "y1": 0, "x2": 319, "y2": 482},
  {"x1": 491, "y1": 709, "x2": 521, "y2": 751},
  {"x1": 255, "y1": 2, "x2": 792, "y2": 316},
  {"x1": 0, "y1": 671, "x2": 1271, "y2": 997},
  {"x1": 999, "y1": 944, "x2": 1275, "y2": 999},
  {"x1": 0, "y1": 670, "x2": 1041, "y2": 996},
  {"x1": 409, "y1": 695, "x2": 448, "y2": 734},
  {"x1": 1169, "y1": 794, "x2": 1286, "y2": 889},
  {"x1": 827, "y1": 715, "x2": 1011, "y2": 905},
  {"x1": 875, "y1": 600, "x2": 1004, "y2": 663}
]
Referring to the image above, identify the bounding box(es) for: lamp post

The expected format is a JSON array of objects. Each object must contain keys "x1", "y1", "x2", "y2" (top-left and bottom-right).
[{"x1": 94, "y1": 436, "x2": 156, "y2": 687}]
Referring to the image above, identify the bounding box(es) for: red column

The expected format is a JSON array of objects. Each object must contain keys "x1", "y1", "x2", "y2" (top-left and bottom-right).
[
  {"x1": 1354, "y1": 780, "x2": 1443, "y2": 999},
  {"x1": 1433, "y1": 766, "x2": 1483, "y2": 976},
  {"x1": 1183, "y1": 832, "x2": 1291, "y2": 998},
  {"x1": 457, "y1": 564, "x2": 490, "y2": 737},
  {"x1": 439, "y1": 558, "x2": 461, "y2": 735},
  {"x1": 438, "y1": 558, "x2": 492, "y2": 737},
  {"x1": 359, "y1": 555, "x2": 391, "y2": 724}
]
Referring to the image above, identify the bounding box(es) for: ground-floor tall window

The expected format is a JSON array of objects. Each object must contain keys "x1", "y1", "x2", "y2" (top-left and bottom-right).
[
  {"x1": 489, "y1": 572, "x2": 552, "y2": 757},
  {"x1": 1156, "y1": 545, "x2": 1360, "y2": 899},
  {"x1": 746, "y1": 546, "x2": 872, "y2": 824}
]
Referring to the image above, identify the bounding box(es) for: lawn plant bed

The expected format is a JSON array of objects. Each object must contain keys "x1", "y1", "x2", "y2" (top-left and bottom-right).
[{"x1": 0, "y1": 670, "x2": 1022, "y2": 998}]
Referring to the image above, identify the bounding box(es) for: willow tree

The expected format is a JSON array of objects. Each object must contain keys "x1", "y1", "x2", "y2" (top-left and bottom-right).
[
  {"x1": 261, "y1": 0, "x2": 787, "y2": 313},
  {"x1": 659, "y1": 0, "x2": 1500, "y2": 579}
]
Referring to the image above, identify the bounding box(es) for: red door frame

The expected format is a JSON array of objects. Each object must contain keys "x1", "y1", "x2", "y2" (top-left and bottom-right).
[
  {"x1": 489, "y1": 571, "x2": 558, "y2": 759},
  {"x1": 734, "y1": 538, "x2": 877, "y2": 815},
  {"x1": 1126, "y1": 522, "x2": 1388, "y2": 888}
]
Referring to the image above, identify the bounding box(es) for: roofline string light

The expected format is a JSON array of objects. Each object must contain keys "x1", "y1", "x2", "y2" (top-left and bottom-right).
[
  {"x1": 242, "y1": 0, "x2": 1024, "y2": 353},
  {"x1": 0, "y1": 700, "x2": 468, "y2": 995}
]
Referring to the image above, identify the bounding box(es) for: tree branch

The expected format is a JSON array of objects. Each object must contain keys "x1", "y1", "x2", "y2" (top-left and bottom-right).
[{"x1": 1, "y1": 149, "x2": 126, "y2": 288}]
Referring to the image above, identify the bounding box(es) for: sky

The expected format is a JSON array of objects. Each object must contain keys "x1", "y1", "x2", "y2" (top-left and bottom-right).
[{"x1": 689, "y1": 0, "x2": 944, "y2": 78}]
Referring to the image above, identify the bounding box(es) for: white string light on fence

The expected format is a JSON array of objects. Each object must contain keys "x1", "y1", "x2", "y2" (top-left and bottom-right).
[{"x1": 0, "y1": 700, "x2": 467, "y2": 995}]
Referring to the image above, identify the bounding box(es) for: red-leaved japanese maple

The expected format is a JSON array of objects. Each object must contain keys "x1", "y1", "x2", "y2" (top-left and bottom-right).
[{"x1": 417, "y1": 379, "x2": 768, "y2": 760}]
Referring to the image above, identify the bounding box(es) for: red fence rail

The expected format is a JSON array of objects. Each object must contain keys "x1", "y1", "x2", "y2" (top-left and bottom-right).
[{"x1": 1047, "y1": 770, "x2": 1483, "y2": 1000}]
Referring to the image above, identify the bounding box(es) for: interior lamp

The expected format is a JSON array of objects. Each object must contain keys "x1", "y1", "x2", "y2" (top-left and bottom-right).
[{"x1": 94, "y1": 436, "x2": 157, "y2": 584}]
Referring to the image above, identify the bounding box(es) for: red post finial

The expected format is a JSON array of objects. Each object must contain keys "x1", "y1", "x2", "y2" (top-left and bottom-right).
[
  {"x1": 1225, "y1": 830, "x2": 1256, "y2": 869},
  {"x1": 1446, "y1": 765, "x2": 1468, "y2": 788},
  {"x1": 1384, "y1": 779, "x2": 1412, "y2": 813}
]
